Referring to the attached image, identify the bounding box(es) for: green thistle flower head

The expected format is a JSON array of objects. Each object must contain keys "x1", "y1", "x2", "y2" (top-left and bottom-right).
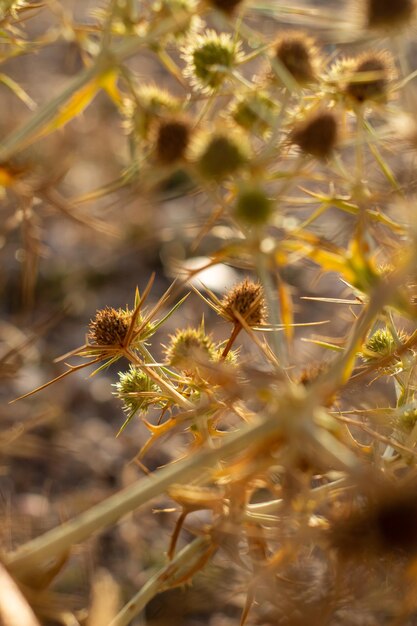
[
  {"x1": 165, "y1": 326, "x2": 217, "y2": 372},
  {"x1": 182, "y1": 30, "x2": 243, "y2": 92},
  {"x1": 114, "y1": 365, "x2": 161, "y2": 417},
  {"x1": 230, "y1": 92, "x2": 277, "y2": 135},
  {"x1": 235, "y1": 186, "x2": 272, "y2": 225},
  {"x1": 361, "y1": 328, "x2": 397, "y2": 361},
  {"x1": 196, "y1": 130, "x2": 249, "y2": 180}
]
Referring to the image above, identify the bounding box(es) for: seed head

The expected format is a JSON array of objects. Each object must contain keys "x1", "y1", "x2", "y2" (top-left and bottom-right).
[
  {"x1": 182, "y1": 30, "x2": 243, "y2": 92},
  {"x1": 165, "y1": 327, "x2": 217, "y2": 372},
  {"x1": 196, "y1": 131, "x2": 248, "y2": 179},
  {"x1": 155, "y1": 118, "x2": 191, "y2": 164},
  {"x1": 115, "y1": 365, "x2": 160, "y2": 416},
  {"x1": 220, "y1": 279, "x2": 266, "y2": 326},
  {"x1": 345, "y1": 52, "x2": 394, "y2": 104},
  {"x1": 272, "y1": 32, "x2": 321, "y2": 85},
  {"x1": 235, "y1": 186, "x2": 272, "y2": 225},
  {"x1": 88, "y1": 307, "x2": 131, "y2": 346},
  {"x1": 364, "y1": 0, "x2": 415, "y2": 29},
  {"x1": 290, "y1": 110, "x2": 338, "y2": 159}
]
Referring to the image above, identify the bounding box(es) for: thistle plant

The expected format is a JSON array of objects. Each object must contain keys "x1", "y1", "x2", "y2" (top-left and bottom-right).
[{"x1": 4, "y1": 1, "x2": 417, "y2": 625}]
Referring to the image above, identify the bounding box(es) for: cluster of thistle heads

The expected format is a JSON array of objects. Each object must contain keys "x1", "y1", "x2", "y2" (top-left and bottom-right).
[{"x1": 11, "y1": 0, "x2": 417, "y2": 622}]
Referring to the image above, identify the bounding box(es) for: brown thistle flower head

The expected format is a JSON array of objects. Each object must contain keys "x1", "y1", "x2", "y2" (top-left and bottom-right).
[
  {"x1": 206, "y1": 0, "x2": 244, "y2": 13},
  {"x1": 272, "y1": 31, "x2": 321, "y2": 85},
  {"x1": 155, "y1": 117, "x2": 191, "y2": 164},
  {"x1": 345, "y1": 52, "x2": 394, "y2": 104},
  {"x1": 220, "y1": 279, "x2": 266, "y2": 326},
  {"x1": 364, "y1": 0, "x2": 415, "y2": 29},
  {"x1": 88, "y1": 307, "x2": 132, "y2": 346},
  {"x1": 290, "y1": 110, "x2": 338, "y2": 159}
]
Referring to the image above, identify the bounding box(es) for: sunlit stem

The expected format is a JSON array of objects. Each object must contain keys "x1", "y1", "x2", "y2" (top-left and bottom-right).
[{"x1": 221, "y1": 323, "x2": 242, "y2": 359}]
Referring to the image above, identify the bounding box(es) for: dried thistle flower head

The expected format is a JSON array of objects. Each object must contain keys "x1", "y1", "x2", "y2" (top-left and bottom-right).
[
  {"x1": 165, "y1": 327, "x2": 217, "y2": 372},
  {"x1": 331, "y1": 488, "x2": 417, "y2": 556},
  {"x1": 220, "y1": 279, "x2": 266, "y2": 326},
  {"x1": 196, "y1": 130, "x2": 248, "y2": 179},
  {"x1": 182, "y1": 30, "x2": 243, "y2": 92},
  {"x1": 114, "y1": 365, "x2": 161, "y2": 417},
  {"x1": 290, "y1": 110, "x2": 338, "y2": 159},
  {"x1": 235, "y1": 186, "x2": 272, "y2": 225},
  {"x1": 345, "y1": 52, "x2": 394, "y2": 104},
  {"x1": 88, "y1": 307, "x2": 132, "y2": 346},
  {"x1": 206, "y1": 0, "x2": 244, "y2": 13},
  {"x1": 272, "y1": 31, "x2": 321, "y2": 85},
  {"x1": 364, "y1": 0, "x2": 415, "y2": 29},
  {"x1": 155, "y1": 117, "x2": 191, "y2": 164}
]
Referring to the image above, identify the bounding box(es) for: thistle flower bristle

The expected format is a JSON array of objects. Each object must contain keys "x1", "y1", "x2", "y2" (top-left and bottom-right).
[
  {"x1": 220, "y1": 279, "x2": 266, "y2": 326},
  {"x1": 182, "y1": 29, "x2": 242, "y2": 93},
  {"x1": 272, "y1": 31, "x2": 320, "y2": 85},
  {"x1": 364, "y1": 0, "x2": 415, "y2": 29},
  {"x1": 290, "y1": 110, "x2": 338, "y2": 159},
  {"x1": 155, "y1": 118, "x2": 191, "y2": 164},
  {"x1": 88, "y1": 307, "x2": 131, "y2": 346}
]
